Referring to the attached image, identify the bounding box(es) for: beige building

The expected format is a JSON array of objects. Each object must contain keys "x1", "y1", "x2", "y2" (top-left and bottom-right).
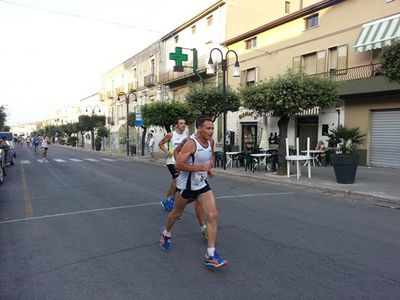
[{"x1": 222, "y1": 0, "x2": 400, "y2": 166}]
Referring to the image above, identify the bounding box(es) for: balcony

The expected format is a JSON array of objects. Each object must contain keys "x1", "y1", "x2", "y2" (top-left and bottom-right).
[
  {"x1": 312, "y1": 63, "x2": 381, "y2": 82},
  {"x1": 159, "y1": 55, "x2": 207, "y2": 85},
  {"x1": 144, "y1": 74, "x2": 157, "y2": 87},
  {"x1": 128, "y1": 81, "x2": 138, "y2": 92}
]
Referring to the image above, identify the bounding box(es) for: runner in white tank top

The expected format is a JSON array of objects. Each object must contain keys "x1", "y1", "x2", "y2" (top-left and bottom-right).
[{"x1": 160, "y1": 116, "x2": 228, "y2": 268}]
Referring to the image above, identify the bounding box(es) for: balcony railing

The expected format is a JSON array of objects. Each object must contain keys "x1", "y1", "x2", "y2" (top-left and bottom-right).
[
  {"x1": 159, "y1": 55, "x2": 208, "y2": 84},
  {"x1": 144, "y1": 74, "x2": 157, "y2": 87},
  {"x1": 311, "y1": 63, "x2": 381, "y2": 82}
]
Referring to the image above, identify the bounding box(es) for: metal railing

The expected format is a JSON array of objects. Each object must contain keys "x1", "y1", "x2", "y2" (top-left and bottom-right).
[
  {"x1": 311, "y1": 63, "x2": 381, "y2": 82},
  {"x1": 159, "y1": 55, "x2": 208, "y2": 84},
  {"x1": 144, "y1": 74, "x2": 157, "y2": 87}
]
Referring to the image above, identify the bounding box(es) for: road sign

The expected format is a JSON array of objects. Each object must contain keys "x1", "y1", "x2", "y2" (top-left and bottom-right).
[{"x1": 135, "y1": 112, "x2": 143, "y2": 126}]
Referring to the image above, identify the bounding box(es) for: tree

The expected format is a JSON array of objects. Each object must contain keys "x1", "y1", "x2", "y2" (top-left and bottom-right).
[
  {"x1": 77, "y1": 115, "x2": 105, "y2": 149},
  {"x1": 141, "y1": 100, "x2": 194, "y2": 133},
  {"x1": 240, "y1": 69, "x2": 339, "y2": 174},
  {"x1": 0, "y1": 105, "x2": 7, "y2": 130},
  {"x1": 185, "y1": 84, "x2": 240, "y2": 122},
  {"x1": 379, "y1": 39, "x2": 400, "y2": 83}
]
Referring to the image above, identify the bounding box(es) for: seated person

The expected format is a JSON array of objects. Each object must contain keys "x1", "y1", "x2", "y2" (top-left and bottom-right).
[{"x1": 315, "y1": 140, "x2": 326, "y2": 162}]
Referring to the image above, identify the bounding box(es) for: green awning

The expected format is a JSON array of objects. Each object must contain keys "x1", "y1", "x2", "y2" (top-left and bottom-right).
[{"x1": 354, "y1": 14, "x2": 400, "y2": 52}]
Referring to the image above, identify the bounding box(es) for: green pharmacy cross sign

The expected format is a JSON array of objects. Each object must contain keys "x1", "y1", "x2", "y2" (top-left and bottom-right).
[{"x1": 169, "y1": 47, "x2": 188, "y2": 67}]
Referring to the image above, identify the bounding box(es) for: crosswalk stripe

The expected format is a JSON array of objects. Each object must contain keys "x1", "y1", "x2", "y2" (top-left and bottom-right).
[
  {"x1": 69, "y1": 158, "x2": 83, "y2": 162},
  {"x1": 101, "y1": 158, "x2": 115, "y2": 161},
  {"x1": 37, "y1": 159, "x2": 49, "y2": 163},
  {"x1": 53, "y1": 159, "x2": 66, "y2": 162},
  {"x1": 84, "y1": 158, "x2": 99, "y2": 162},
  {"x1": 20, "y1": 160, "x2": 31, "y2": 164}
]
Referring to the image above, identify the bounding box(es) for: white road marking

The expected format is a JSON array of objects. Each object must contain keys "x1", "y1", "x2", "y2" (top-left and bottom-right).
[
  {"x1": 20, "y1": 160, "x2": 31, "y2": 164},
  {"x1": 37, "y1": 159, "x2": 49, "y2": 163},
  {"x1": 53, "y1": 159, "x2": 66, "y2": 162},
  {"x1": 84, "y1": 158, "x2": 99, "y2": 162},
  {"x1": 0, "y1": 192, "x2": 295, "y2": 225},
  {"x1": 101, "y1": 158, "x2": 115, "y2": 161},
  {"x1": 69, "y1": 158, "x2": 83, "y2": 162}
]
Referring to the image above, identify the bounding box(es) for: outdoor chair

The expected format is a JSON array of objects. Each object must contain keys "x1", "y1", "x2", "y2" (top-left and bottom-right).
[
  {"x1": 214, "y1": 151, "x2": 225, "y2": 168},
  {"x1": 244, "y1": 152, "x2": 257, "y2": 172},
  {"x1": 232, "y1": 152, "x2": 245, "y2": 167},
  {"x1": 285, "y1": 137, "x2": 312, "y2": 179}
]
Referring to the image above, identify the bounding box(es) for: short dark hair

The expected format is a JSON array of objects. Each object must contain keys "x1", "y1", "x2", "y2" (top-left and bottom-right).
[
  {"x1": 195, "y1": 115, "x2": 212, "y2": 129},
  {"x1": 175, "y1": 117, "x2": 185, "y2": 125}
]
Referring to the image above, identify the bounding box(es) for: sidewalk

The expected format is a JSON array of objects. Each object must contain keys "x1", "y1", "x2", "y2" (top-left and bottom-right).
[{"x1": 59, "y1": 145, "x2": 400, "y2": 205}]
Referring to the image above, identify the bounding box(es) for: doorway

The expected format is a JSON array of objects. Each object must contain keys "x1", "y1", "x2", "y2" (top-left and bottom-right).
[
  {"x1": 297, "y1": 116, "x2": 318, "y2": 150},
  {"x1": 241, "y1": 123, "x2": 257, "y2": 151}
]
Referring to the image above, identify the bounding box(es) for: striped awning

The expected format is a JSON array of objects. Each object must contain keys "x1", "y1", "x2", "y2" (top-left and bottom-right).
[{"x1": 354, "y1": 14, "x2": 400, "y2": 52}]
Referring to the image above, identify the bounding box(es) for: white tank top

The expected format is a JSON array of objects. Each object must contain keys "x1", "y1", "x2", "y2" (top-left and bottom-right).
[
  {"x1": 176, "y1": 137, "x2": 212, "y2": 191},
  {"x1": 166, "y1": 131, "x2": 187, "y2": 165}
]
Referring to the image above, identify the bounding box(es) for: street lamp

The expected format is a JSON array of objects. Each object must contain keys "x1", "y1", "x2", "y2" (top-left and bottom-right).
[
  {"x1": 86, "y1": 105, "x2": 101, "y2": 150},
  {"x1": 117, "y1": 91, "x2": 137, "y2": 156},
  {"x1": 336, "y1": 105, "x2": 341, "y2": 127},
  {"x1": 206, "y1": 48, "x2": 240, "y2": 170}
]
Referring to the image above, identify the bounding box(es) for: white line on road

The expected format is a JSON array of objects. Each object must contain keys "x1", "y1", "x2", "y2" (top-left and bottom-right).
[
  {"x1": 20, "y1": 160, "x2": 31, "y2": 164},
  {"x1": 84, "y1": 158, "x2": 99, "y2": 162},
  {"x1": 37, "y1": 159, "x2": 49, "y2": 163},
  {"x1": 69, "y1": 158, "x2": 83, "y2": 162},
  {"x1": 0, "y1": 192, "x2": 294, "y2": 225},
  {"x1": 101, "y1": 158, "x2": 115, "y2": 161},
  {"x1": 53, "y1": 159, "x2": 66, "y2": 162}
]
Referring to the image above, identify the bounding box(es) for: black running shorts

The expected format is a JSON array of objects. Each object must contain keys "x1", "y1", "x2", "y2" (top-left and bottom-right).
[{"x1": 176, "y1": 183, "x2": 211, "y2": 203}]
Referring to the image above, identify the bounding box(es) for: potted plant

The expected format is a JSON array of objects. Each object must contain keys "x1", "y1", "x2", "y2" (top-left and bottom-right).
[
  {"x1": 95, "y1": 126, "x2": 108, "y2": 151},
  {"x1": 328, "y1": 126, "x2": 366, "y2": 184}
]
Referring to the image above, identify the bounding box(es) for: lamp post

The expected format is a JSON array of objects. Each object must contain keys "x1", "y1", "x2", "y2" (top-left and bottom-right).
[
  {"x1": 117, "y1": 91, "x2": 137, "y2": 156},
  {"x1": 206, "y1": 48, "x2": 240, "y2": 170},
  {"x1": 86, "y1": 105, "x2": 101, "y2": 151},
  {"x1": 336, "y1": 105, "x2": 341, "y2": 127}
]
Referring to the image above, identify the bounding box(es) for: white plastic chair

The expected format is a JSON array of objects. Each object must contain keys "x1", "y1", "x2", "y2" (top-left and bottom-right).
[{"x1": 285, "y1": 137, "x2": 312, "y2": 179}]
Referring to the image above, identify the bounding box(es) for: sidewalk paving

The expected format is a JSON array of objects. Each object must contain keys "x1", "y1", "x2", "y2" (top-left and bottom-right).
[{"x1": 59, "y1": 145, "x2": 400, "y2": 205}]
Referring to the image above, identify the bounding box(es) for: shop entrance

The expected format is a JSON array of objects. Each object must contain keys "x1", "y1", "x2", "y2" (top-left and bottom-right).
[
  {"x1": 241, "y1": 123, "x2": 257, "y2": 151},
  {"x1": 297, "y1": 116, "x2": 318, "y2": 150}
]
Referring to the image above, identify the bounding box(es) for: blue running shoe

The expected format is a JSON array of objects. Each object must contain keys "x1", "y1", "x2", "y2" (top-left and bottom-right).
[
  {"x1": 160, "y1": 198, "x2": 173, "y2": 213},
  {"x1": 160, "y1": 227, "x2": 171, "y2": 250},
  {"x1": 204, "y1": 251, "x2": 228, "y2": 268}
]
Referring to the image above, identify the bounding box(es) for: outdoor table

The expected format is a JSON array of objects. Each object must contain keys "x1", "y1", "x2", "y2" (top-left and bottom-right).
[
  {"x1": 301, "y1": 150, "x2": 325, "y2": 166},
  {"x1": 226, "y1": 151, "x2": 241, "y2": 168},
  {"x1": 250, "y1": 153, "x2": 272, "y2": 171}
]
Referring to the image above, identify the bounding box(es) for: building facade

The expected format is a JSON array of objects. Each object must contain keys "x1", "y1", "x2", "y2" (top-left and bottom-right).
[{"x1": 222, "y1": 0, "x2": 400, "y2": 166}]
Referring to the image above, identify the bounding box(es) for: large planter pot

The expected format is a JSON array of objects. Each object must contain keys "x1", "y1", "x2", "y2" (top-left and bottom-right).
[
  {"x1": 331, "y1": 153, "x2": 359, "y2": 184},
  {"x1": 95, "y1": 141, "x2": 102, "y2": 151}
]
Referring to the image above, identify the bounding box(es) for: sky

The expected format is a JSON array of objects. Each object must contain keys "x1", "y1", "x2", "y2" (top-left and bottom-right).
[{"x1": 0, "y1": 0, "x2": 216, "y2": 125}]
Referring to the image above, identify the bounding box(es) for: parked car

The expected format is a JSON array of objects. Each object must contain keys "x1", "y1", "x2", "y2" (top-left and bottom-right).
[{"x1": 0, "y1": 132, "x2": 16, "y2": 166}]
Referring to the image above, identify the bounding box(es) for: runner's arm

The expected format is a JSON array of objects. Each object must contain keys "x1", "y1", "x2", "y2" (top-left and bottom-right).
[
  {"x1": 158, "y1": 132, "x2": 172, "y2": 155},
  {"x1": 175, "y1": 139, "x2": 212, "y2": 172}
]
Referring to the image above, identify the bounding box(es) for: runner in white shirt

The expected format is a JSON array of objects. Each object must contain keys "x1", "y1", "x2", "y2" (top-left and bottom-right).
[
  {"x1": 40, "y1": 135, "x2": 50, "y2": 160},
  {"x1": 160, "y1": 116, "x2": 227, "y2": 268}
]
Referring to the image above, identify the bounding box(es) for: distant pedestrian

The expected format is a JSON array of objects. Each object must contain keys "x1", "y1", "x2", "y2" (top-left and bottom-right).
[
  {"x1": 148, "y1": 130, "x2": 155, "y2": 160},
  {"x1": 40, "y1": 135, "x2": 50, "y2": 160},
  {"x1": 33, "y1": 136, "x2": 40, "y2": 154}
]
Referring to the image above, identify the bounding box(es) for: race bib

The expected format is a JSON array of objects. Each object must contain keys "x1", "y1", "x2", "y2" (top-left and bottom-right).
[{"x1": 193, "y1": 171, "x2": 208, "y2": 185}]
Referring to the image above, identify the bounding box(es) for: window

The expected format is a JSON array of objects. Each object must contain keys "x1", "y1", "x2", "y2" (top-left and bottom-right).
[
  {"x1": 285, "y1": 1, "x2": 290, "y2": 13},
  {"x1": 305, "y1": 14, "x2": 319, "y2": 29},
  {"x1": 132, "y1": 66, "x2": 137, "y2": 80},
  {"x1": 191, "y1": 25, "x2": 196, "y2": 34},
  {"x1": 329, "y1": 45, "x2": 348, "y2": 71},
  {"x1": 207, "y1": 15, "x2": 213, "y2": 26},
  {"x1": 174, "y1": 35, "x2": 179, "y2": 43},
  {"x1": 241, "y1": 67, "x2": 258, "y2": 86},
  {"x1": 294, "y1": 50, "x2": 326, "y2": 75},
  {"x1": 150, "y1": 58, "x2": 155, "y2": 74},
  {"x1": 245, "y1": 37, "x2": 257, "y2": 49}
]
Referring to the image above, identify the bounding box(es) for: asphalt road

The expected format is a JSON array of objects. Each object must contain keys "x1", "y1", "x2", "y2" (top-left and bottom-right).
[{"x1": 1, "y1": 144, "x2": 399, "y2": 299}]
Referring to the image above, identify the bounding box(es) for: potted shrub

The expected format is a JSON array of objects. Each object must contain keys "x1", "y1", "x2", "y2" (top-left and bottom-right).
[
  {"x1": 328, "y1": 126, "x2": 366, "y2": 184},
  {"x1": 95, "y1": 126, "x2": 108, "y2": 151},
  {"x1": 68, "y1": 136, "x2": 78, "y2": 147}
]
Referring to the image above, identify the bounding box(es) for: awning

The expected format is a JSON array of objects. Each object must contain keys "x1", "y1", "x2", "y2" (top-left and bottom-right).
[{"x1": 354, "y1": 14, "x2": 400, "y2": 52}]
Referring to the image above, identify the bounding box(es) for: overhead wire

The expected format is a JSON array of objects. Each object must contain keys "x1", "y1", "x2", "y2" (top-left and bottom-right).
[{"x1": 0, "y1": 0, "x2": 164, "y2": 34}]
